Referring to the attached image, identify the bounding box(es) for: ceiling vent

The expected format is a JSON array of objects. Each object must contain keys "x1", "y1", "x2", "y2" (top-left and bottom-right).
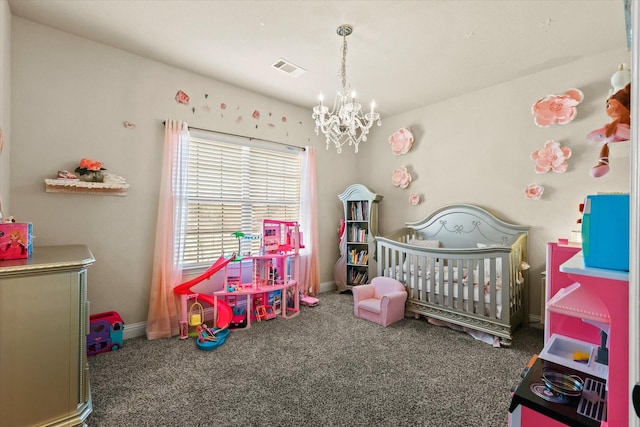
[{"x1": 272, "y1": 58, "x2": 306, "y2": 77}]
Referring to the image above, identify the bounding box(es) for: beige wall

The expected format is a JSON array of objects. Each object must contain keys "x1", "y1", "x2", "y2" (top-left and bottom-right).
[
  {"x1": 0, "y1": 0, "x2": 10, "y2": 214},
  {"x1": 9, "y1": 14, "x2": 631, "y2": 327},
  {"x1": 358, "y1": 47, "x2": 630, "y2": 318},
  {"x1": 10, "y1": 17, "x2": 356, "y2": 325}
]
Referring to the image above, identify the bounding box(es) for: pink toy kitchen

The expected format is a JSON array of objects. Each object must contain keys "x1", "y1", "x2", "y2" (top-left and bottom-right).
[{"x1": 509, "y1": 194, "x2": 633, "y2": 426}]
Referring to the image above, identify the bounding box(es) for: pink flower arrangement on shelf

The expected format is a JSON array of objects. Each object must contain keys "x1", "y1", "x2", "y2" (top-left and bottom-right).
[
  {"x1": 75, "y1": 158, "x2": 105, "y2": 174},
  {"x1": 391, "y1": 166, "x2": 412, "y2": 189},
  {"x1": 409, "y1": 193, "x2": 420, "y2": 205},
  {"x1": 75, "y1": 158, "x2": 106, "y2": 182},
  {"x1": 530, "y1": 140, "x2": 572, "y2": 174},
  {"x1": 388, "y1": 128, "x2": 414, "y2": 155},
  {"x1": 531, "y1": 88, "x2": 583, "y2": 127},
  {"x1": 524, "y1": 184, "x2": 544, "y2": 200}
]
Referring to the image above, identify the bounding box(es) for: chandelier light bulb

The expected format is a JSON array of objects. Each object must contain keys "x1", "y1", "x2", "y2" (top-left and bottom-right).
[{"x1": 311, "y1": 24, "x2": 381, "y2": 154}]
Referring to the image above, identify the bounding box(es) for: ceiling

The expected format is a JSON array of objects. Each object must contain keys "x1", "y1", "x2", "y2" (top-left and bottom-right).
[{"x1": 8, "y1": 0, "x2": 630, "y2": 117}]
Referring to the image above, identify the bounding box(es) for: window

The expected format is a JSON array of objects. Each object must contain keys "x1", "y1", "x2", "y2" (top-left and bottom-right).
[{"x1": 183, "y1": 131, "x2": 301, "y2": 267}]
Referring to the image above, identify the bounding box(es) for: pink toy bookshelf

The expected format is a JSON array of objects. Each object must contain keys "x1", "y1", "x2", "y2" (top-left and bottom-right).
[{"x1": 509, "y1": 242, "x2": 629, "y2": 427}]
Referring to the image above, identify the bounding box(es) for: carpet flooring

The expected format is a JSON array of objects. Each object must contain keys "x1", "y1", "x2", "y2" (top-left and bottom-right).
[{"x1": 87, "y1": 291, "x2": 543, "y2": 426}]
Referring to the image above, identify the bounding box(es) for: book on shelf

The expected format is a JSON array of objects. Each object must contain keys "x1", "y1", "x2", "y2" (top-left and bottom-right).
[
  {"x1": 349, "y1": 201, "x2": 369, "y2": 222},
  {"x1": 348, "y1": 249, "x2": 368, "y2": 265},
  {"x1": 348, "y1": 225, "x2": 367, "y2": 243},
  {"x1": 349, "y1": 270, "x2": 368, "y2": 285}
]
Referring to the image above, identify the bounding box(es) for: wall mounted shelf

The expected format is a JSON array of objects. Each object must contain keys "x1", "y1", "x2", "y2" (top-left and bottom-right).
[{"x1": 44, "y1": 179, "x2": 129, "y2": 196}]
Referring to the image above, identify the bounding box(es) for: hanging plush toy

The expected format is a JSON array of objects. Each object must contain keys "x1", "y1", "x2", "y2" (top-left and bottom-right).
[{"x1": 587, "y1": 82, "x2": 631, "y2": 178}]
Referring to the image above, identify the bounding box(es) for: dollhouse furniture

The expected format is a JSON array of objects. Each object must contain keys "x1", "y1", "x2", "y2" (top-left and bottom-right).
[
  {"x1": 508, "y1": 242, "x2": 629, "y2": 426},
  {"x1": 0, "y1": 245, "x2": 95, "y2": 427},
  {"x1": 215, "y1": 279, "x2": 299, "y2": 329},
  {"x1": 336, "y1": 184, "x2": 383, "y2": 292},
  {"x1": 376, "y1": 204, "x2": 529, "y2": 346},
  {"x1": 352, "y1": 276, "x2": 407, "y2": 326}
]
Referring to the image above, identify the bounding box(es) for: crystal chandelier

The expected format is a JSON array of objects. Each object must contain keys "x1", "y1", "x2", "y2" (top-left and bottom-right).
[{"x1": 312, "y1": 24, "x2": 381, "y2": 153}]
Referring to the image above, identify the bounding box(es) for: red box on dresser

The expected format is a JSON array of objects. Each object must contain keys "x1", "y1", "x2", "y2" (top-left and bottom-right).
[{"x1": 0, "y1": 223, "x2": 33, "y2": 260}]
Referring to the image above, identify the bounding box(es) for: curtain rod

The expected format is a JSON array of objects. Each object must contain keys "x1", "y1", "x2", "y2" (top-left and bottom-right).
[{"x1": 162, "y1": 121, "x2": 305, "y2": 151}]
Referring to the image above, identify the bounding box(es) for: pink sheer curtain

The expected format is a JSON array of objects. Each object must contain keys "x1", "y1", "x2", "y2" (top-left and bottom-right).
[
  {"x1": 146, "y1": 120, "x2": 190, "y2": 340},
  {"x1": 299, "y1": 146, "x2": 320, "y2": 296}
]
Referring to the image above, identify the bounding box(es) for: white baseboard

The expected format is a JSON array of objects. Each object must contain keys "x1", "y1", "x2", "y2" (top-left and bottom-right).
[
  {"x1": 124, "y1": 282, "x2": 339, "y2": 341},
  {"x1": 123, "y1": 307, "x2": 217, "y2": 340},
  {"x1": 122, "y1": 282, "x2": 537, "y2": 339},
  {"x1": 123, "y1": 321, "x2": 147, "y2": 340},
  {"x1": 319, "y1": 281, "x2": 337, "y2": 293},
  {"x1": 529, "y1": 314, "x2": 543, "y2": 329}
]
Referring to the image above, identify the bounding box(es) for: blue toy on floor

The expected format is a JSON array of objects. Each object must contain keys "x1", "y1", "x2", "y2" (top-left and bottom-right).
[{"x1": 195, "y1": 324, "x2": 230, "y2": 351}]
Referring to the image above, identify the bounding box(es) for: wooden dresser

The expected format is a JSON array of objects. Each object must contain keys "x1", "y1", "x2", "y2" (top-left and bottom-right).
[{"x1": 0, "y1": 245, "x2": 95, "y2": 427}]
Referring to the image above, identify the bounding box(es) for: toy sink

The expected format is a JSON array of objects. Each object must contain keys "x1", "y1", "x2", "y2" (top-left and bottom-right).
[{"x1": 538, "y1": 334, "x2": 608, "y2": 380}]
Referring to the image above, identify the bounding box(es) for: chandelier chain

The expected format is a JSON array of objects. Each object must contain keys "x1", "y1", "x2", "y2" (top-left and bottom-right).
[{"x1": 340, "y1": 31, "x2": 348, "y2": 89}]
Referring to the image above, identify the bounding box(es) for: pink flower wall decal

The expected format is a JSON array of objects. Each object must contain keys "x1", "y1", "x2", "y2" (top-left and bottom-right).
[
  {"x1": 391, "y1": 166, "x2": 412, "y2": 189},
  {"x1": 220, "y1": 103, "x2": 227, "y2": 110},
  {"x1": 389, "y1": 128, "x2": 414, "y2": 155},
  {"x1": 175, "y1": 90, "x2": 190, "y2": 105},
  {"x1": 252, "y1": 110, "x2": 260, "y2": 120},
  {"x1": 525, "y1": 184, "x2": 544, "y2": 200},
  {"x1": 532, "y1": 88, "x2": 583, "y2": 127},
  {"x1": 531, "y1": 140, "x2": 572, "y2": 173},
  {"x1": 409, "y1": 193, "x2": 420, "y2": 205}
]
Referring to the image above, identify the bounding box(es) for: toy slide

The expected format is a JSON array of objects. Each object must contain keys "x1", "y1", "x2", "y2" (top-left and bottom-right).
[
  {"x1": 173, "y1": 254, "x2": 235, "y2": 294},
  {"x1": 174, "y1": 254, "x2": 236, "y2": 337},
  {"x1": 196, "y1": 294, "x2": 232, "y2": 329}
]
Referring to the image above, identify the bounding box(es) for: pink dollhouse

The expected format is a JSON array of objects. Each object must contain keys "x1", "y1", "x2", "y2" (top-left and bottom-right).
[
  {"x1": 213, "y1": 219, "x2": 302, "y2": 329},
  {"x1": 174, "y1": 219, "x2": 303, "y2": 337}
]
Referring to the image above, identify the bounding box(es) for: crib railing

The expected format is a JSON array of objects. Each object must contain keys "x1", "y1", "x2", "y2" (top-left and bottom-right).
[{"x1": 376, "y1": 231, "x2": 528, "y2": 343}]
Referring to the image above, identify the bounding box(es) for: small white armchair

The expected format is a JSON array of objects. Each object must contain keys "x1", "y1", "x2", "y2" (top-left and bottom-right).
[{"x1": 352, "y1": 277, "x2": 407, "y2": 327}]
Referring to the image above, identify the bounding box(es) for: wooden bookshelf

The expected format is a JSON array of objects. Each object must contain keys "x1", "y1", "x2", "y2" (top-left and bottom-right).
[{"x1": 336, "y1": 184, "x2": 382, "y2": 292}]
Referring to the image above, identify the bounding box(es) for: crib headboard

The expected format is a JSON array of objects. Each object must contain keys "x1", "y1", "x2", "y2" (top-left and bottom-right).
[{"x1": 405, "y1": 204, "x2": 529, "y2": 248}]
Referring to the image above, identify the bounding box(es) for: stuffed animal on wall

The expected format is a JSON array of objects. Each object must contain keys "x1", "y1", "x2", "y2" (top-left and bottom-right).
[{"x1": 587, "y1": 82, "x2": 631, "y2": 178}]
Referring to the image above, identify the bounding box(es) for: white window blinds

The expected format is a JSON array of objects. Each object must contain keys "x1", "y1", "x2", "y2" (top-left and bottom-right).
[{"x1": 184, "y1": 132, "x2": 301, "y2": 267}]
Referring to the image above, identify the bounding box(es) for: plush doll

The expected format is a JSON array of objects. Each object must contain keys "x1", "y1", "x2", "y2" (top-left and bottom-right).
[{"x1": 588, "y1": 83, "x2": 631, "y2": 178}]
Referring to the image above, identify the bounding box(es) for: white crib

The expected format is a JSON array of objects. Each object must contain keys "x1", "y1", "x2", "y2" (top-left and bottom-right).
[{"x1": 376, "y1": 204, "x2": 529, "y2": 346}]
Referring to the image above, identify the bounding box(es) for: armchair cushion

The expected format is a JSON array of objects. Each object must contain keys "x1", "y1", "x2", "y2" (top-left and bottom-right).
[{"x1": 352, "y1": 277, "x2": 407, "y2": 327}]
